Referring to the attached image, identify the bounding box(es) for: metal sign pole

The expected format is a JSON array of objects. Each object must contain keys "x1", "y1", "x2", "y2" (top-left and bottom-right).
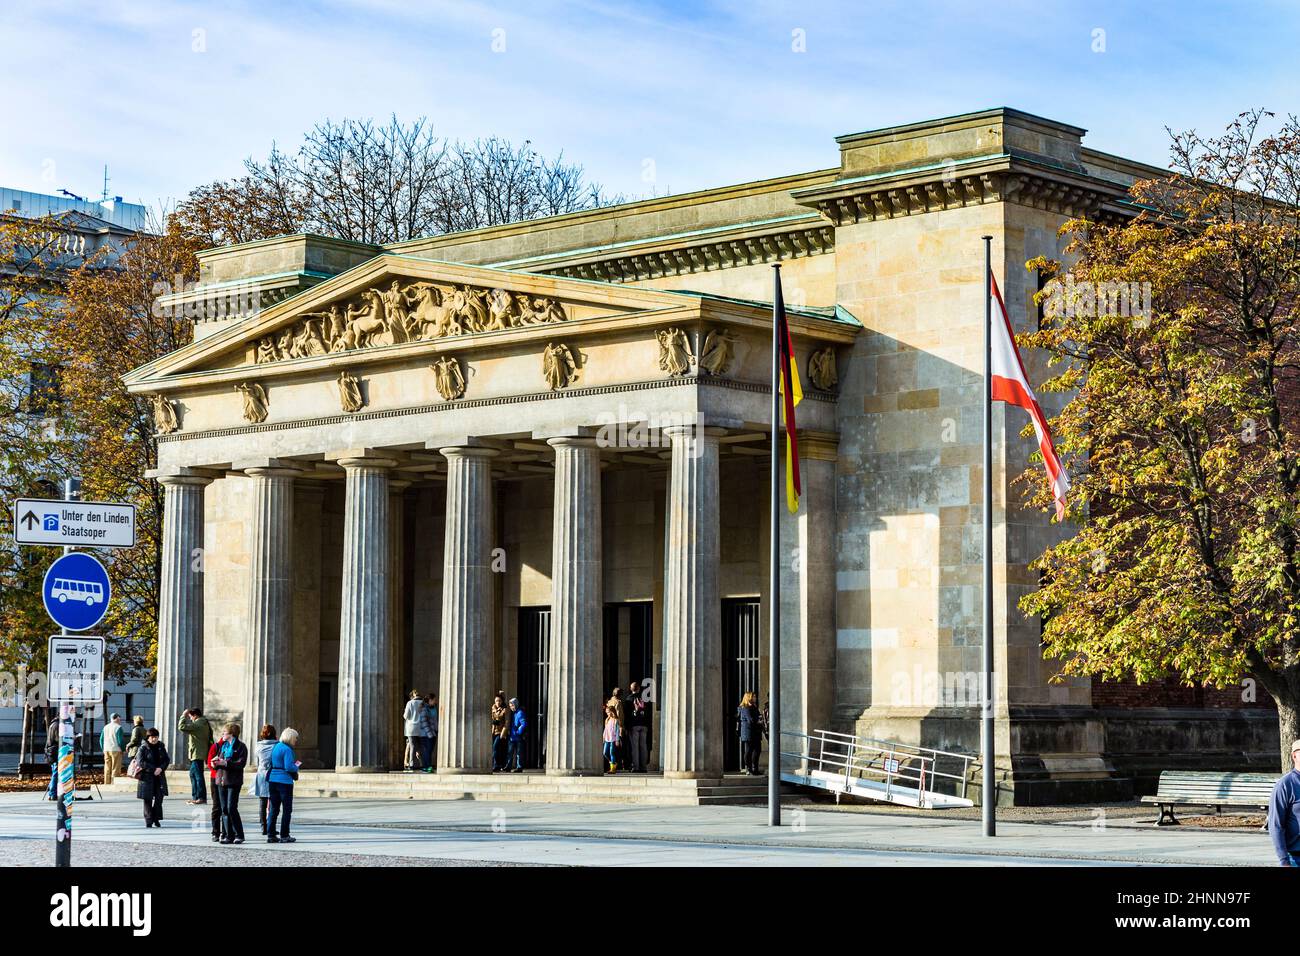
[
  {"x1": 981, "y1": 238, "x2": 997, "y2": 838},
  {"x1": 768, "y1": 264, "x2": 782, "y2": 827},
  {"x1": 54, "y1": 476, "x2": 79, "y2": 867}
]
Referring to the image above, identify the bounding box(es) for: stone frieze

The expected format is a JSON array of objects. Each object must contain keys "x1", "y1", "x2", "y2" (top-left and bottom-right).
[{"x1": 253, "y1": 279, "x2": 568, "y2": 364}]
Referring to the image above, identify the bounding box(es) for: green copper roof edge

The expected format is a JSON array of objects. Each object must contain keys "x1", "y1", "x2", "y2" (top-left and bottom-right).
[{"x1": 481, "y1": 213, "x2": 826, "y2": 269}]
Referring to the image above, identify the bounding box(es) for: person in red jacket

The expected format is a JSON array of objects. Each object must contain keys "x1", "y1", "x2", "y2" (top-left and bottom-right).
[{"x1": 205, "y1": 739, "x2": 222, "y2": 842}]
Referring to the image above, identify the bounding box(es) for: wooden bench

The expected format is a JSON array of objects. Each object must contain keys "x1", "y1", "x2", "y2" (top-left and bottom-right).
[{"x1": 1140, "y1": 770, "x2": 1278, "y2": 826}]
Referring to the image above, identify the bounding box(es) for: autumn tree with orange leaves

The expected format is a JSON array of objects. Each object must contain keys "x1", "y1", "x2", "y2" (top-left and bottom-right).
[{"x1": 1021, "y1": 111, "x2": 1300, "y2": 769}]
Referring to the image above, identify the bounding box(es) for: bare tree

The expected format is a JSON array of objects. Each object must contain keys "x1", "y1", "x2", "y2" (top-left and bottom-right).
[{"x1": 176, "y1": 116, "x2": 620, "y2": 246}]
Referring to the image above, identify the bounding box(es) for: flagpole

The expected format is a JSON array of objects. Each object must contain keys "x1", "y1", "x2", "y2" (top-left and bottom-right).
[
  {"x1": 981, "y1": 235, "x2": 996, "y2": 838},
  {"x1": 768, "y1": 263, "x2": 782, "y2": 827}
]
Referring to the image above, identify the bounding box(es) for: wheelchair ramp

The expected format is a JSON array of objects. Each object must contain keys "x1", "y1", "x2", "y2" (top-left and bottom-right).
[{"x1": 779, "y1": 729, "x2": 975, "y2": 810}]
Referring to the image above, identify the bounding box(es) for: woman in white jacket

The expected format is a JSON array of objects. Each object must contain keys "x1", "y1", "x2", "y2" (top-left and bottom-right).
[
  {"x1": 247, "y1": 724, "x2": 277, "y2": 836},
  {"x1": 402, "y1": 690, "x2": 426, "y2": 772}
]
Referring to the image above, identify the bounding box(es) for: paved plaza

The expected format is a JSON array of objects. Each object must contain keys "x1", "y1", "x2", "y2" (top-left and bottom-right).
[{"x1": 0, "y1": 791, "x2": 1273, "y2": 867}]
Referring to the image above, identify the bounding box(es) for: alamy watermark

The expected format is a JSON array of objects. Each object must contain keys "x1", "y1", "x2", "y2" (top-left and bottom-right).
[{"x1": 1042, "y1": 275, "x2": 1152, "y2": 324}]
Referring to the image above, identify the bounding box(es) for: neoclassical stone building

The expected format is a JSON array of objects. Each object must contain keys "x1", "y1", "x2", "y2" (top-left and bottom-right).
[{"x1": 127, "y1": 109, "x2": 1274, "y2": 803}]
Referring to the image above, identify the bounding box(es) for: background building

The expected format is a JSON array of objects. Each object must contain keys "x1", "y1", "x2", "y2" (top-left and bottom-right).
[
  {"x1": 130, "y1": 109, "x2": 1276, "y2": 803},
  {"x1": 0, "y1": 186, "x2": 154, "y2": 761}
]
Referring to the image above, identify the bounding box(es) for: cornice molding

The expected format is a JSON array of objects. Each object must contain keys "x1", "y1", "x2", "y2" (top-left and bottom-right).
[{"x1": 792, "y1": 157, "x2": 1131, "y2": 226}]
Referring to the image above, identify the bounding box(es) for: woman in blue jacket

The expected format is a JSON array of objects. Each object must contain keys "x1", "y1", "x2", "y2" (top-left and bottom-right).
[
  {"x1": 266, "y1": 727, "x2": 300, "y2": 844},
  {"x1": 507, "y1": 698, "x2": 527, "y2": 772}
]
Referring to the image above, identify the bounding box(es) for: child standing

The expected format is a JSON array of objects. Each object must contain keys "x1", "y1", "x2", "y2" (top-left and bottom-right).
[{"x1": 602, "y1": 706, "x2": 621, "y2": 774}]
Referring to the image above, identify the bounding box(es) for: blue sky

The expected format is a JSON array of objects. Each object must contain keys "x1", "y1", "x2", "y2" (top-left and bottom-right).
[{"x1": 3, "y1": 0, "x2": 1296, "y2": 211}]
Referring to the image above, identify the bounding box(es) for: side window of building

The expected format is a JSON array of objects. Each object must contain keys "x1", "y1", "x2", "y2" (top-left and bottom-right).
[{"x1": 25, "y1": 361, "x2": 62, "y2": 415}]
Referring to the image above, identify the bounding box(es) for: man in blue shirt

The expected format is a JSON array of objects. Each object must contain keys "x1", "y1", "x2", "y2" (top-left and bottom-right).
[{"x1": 1268, "y1": 739, "x2": 1300, "y2": 866}]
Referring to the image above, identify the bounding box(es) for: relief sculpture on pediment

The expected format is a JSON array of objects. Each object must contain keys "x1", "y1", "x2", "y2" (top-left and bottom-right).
[{"x1": 253, "y1": 280, "x2": 569, "y2": 364}]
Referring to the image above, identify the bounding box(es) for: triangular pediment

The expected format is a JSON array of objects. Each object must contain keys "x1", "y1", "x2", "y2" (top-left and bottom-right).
[{"x1": 126, "y1": 254, "x2": 700, "y2": 387}]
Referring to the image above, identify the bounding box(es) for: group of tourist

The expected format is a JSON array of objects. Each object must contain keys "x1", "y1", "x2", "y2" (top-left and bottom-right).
[
  {"x1": 400, "y1": 684, "x2": 768, "y2": 775},
  {"x1": 44, "y1": 682, "x2": 767, "y2": 835},
  {"x1": 175, "y1": 708, "x2": 303, "y2": 843},
  {"x1": 73, "y1": 707, "x2": 305, "y2": 844},
  {"x1": 600, "y1": 682, "x2": 654, "y2": 773}
]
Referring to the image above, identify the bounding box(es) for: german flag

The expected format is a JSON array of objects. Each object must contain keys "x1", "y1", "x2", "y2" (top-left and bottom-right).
[{"x1": 775, "y1": 271, "x2": 802, "y2": 513}]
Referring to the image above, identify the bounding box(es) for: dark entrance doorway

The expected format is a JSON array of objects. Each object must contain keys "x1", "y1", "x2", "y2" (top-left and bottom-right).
[
  {"x1": 602, "y1": 602, "x2": 653, "y2": 697},
  {"x1": 318, "y1": 675, "x2": 337, "y2": 768},
  {"x1": 516, "y1": 607, "x2": 551, "y2": 769},
  {"x1": 722, "y1": 599, "x2": 761, "y2": 772},
  {"x1": 603, "y1": 602, "x2": 655, "y2": 768}
]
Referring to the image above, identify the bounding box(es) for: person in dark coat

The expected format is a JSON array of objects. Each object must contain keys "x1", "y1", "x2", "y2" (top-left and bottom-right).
[
  {"x1": 44, "y1": 718, "x2": 60, "y2": 801},
  {"x1": 737, "y1": 691, "x2": 763, "y2": 775},
  {"x1": 210, "y1": 723, "x2": 248, "y2": 844},
  {"x1": 126, "y1": 716, "x2": 146, "y2": 760},
  {"x1": 135, "y1": 729, "x2": 170, "y2": 827}
]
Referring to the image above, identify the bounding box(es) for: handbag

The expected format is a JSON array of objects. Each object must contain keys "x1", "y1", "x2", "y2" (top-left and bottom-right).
[{"x1": 126, "y1": 756, "x2": 142, "y2": 779}]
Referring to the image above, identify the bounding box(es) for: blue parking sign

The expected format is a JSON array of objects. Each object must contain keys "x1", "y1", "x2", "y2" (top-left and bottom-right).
[{"x1": 43, "y1": 553, "x2": 111, "y2": 631}]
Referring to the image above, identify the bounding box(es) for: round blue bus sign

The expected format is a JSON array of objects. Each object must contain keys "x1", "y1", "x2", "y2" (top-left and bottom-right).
[{"x1": 43, "y1": 552, "x2": 111, "y2": 631}]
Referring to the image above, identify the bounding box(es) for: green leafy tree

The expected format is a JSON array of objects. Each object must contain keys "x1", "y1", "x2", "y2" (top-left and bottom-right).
[
  {"x1": 53, "y1": 220, "x2": 200, "y2": 680},
  {"x1": 1020, "y1": 110, "x2": 1300, "y2": 769},
  {"x1": 0, "y1": 212, "x2": 80, "y2": 686}
]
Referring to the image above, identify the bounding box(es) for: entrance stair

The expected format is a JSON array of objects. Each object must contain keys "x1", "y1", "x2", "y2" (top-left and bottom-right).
[{"x1": 111, "y1": 769, "x2": 772, "y2": 806}]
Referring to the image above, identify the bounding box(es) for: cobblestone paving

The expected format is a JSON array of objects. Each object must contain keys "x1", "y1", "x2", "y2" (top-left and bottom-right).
[{"x1": 0, "y1": 837, "x2": 526, "y2": 867}]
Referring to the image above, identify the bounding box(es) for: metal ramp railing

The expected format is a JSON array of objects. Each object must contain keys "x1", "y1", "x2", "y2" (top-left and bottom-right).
[{"x1": 779, "y1": 729, "x2": 976, "y2": 810}]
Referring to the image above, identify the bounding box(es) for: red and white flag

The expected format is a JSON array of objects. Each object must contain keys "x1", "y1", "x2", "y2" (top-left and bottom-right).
[{"x1": 989, "y1": 272, "x2": 1069, "y2": 521}]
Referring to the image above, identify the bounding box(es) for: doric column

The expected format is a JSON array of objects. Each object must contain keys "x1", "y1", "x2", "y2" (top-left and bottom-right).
[
  {"x1": 244, "y1": 466, "x2": 298, "y2": 738},
  {"x1": 155, "y1": 475, "x2": 211, "y2": 734},
  {"x1": 661, "y1": 425, "x2": 723, "y2": 778},
  {"x1": 335, "y1": 458, "x2": 396, "y2": 772},
  {"x1": 436, "y1": 446, "x2": 497, "y2": 773},
  {"x1": 546, "y1": 437, "x2": 603, "y2": 775},
  {"x1": 387, "y1": 480, "x2": 410, "y2": 770}
]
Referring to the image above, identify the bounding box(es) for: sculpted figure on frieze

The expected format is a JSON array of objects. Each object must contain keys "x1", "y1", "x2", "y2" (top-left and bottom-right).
[
  {"x1": 338, "y1": 369, "x2": 365, "y2": 413},
  {"x1": 698, "y1": 328, "x2": 736, "y2": 376},
  {"x1": 431, "y1": 355, "x2": 467, "y2": 401},
  {"x1": 808, "y1": 346, "x2": 838, "y2": 392},
  {"x1": 235, "y1": 381, "x2": 269, "y2": 423},
  {"x1": 251, "y1": 279, "x2": 570, "y2": 365},
  {"x1": 542, "y1": 341, "x2": 578, "y2": 390},
  {"x1": 657, "y1": 327, "x2": 695, "y2": 376},
  {"x1": 150, "y1": 393, "x2": 180, "y2": 434}
]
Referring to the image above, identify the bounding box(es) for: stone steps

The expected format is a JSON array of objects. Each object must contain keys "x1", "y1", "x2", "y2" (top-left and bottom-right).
[{"x1": 110, "y1": 770, "x2": 777, "y2": 806}]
